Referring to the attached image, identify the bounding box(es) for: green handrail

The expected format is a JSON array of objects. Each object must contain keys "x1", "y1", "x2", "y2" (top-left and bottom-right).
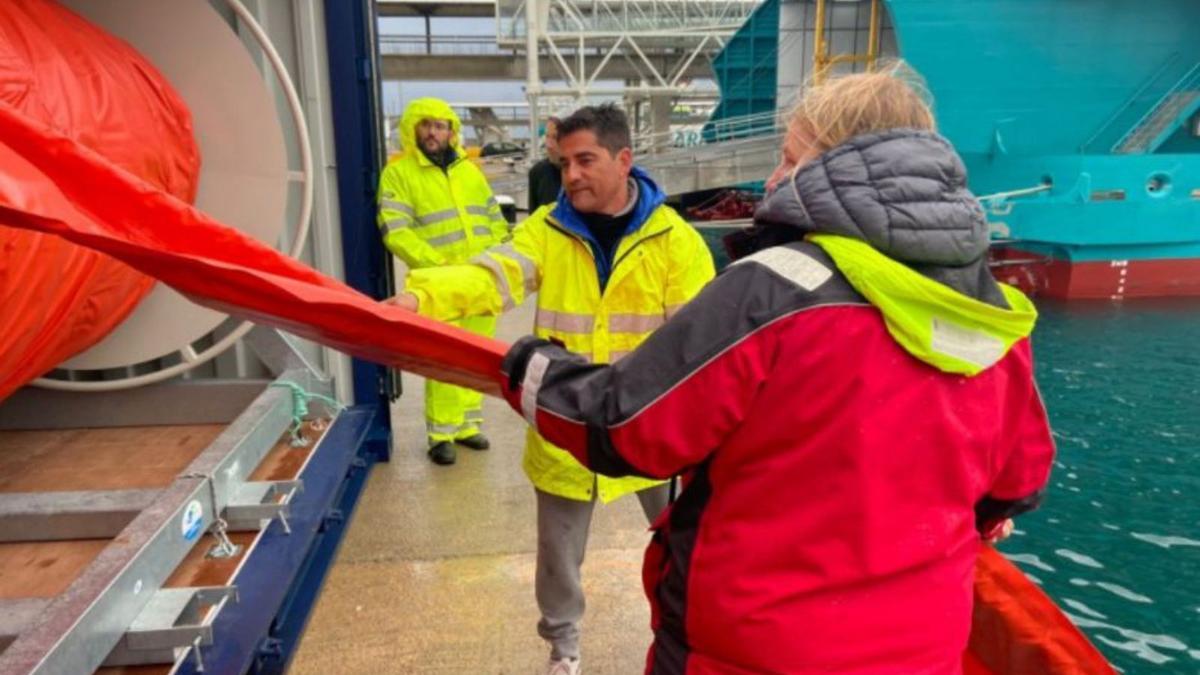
[
  {"x1": 1079, "y1": 51, "x2": 1180, "y2": 153},
  {"x1": 1111, "y1": 60, "x2": 1200, "y2": 153}
]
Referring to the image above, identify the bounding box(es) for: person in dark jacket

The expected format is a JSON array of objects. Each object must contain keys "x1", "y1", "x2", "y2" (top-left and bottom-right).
[
  {"x1": 499, "y1": 65, "x2": 1055, "y2": 674},
  {"x1": 527, "y1": 116, "x2": 563, "y2": 210}
]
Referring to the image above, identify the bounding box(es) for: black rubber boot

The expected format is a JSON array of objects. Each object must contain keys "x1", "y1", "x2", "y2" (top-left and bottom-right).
[
  {"x1": 455, "y1": 434, "x2": 490, "y2": 451},
  {"x1": 427, "y1": 441, "x2": 457, "y2": 465}
]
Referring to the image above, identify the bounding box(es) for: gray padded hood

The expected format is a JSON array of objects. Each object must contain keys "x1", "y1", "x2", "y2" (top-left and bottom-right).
[{"x1": 753, "y1": 129, "x2": 1005, "y2": 305}]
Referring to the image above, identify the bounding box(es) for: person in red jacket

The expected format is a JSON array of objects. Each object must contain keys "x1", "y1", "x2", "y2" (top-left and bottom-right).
[{"x1": 498, "y1": 64, "x2": 1055, "y2": 674}]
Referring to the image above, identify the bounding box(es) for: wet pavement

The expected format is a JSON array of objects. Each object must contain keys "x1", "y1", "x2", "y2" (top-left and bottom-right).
[{"x1": 292, "y1": 300, "x2": 655, "y2": 674}]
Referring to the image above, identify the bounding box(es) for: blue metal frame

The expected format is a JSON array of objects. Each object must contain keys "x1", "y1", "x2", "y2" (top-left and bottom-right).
[{"x1": 324, "y1": 0, "x2": 396, "y2": 411}]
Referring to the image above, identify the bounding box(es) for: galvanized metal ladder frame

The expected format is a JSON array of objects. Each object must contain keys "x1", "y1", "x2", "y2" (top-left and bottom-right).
[
  {"x1": 811, "y1": 0, "x2": 882, "y2": 84},
  {"x1": 0, "y1": 0, "x2": 395, "y2": 670},
  {"x1": 0, "y1": 329, "x2": 339, "y2": 675}
]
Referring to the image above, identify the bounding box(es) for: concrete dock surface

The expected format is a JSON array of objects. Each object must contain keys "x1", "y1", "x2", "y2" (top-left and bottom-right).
[{"x1": 292, "y1": 301, "x2": 655, "y2": 674}]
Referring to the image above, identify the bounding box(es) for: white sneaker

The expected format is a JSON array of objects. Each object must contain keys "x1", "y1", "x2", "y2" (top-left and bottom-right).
[{"x1": 545, "y1": 656, "x2": 581, "y2": 675}]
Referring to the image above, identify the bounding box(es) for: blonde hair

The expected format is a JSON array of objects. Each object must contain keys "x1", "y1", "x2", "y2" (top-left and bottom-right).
[{"x1": 788, "y1": 61, "x2": 935, "y2": 155}]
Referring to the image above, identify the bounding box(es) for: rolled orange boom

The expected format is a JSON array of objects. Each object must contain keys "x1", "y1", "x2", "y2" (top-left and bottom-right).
[{"x1": 0, "y1": 0, "x2": 201, "y2": 400}]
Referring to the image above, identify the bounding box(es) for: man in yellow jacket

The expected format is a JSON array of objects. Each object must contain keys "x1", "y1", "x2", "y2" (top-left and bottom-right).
[
  {"x1": 389, "y1": 104, "x2": 714, "y2": 675},
  {"x1": 378, "y1": 98, "x2": 509, "y2": 465}
]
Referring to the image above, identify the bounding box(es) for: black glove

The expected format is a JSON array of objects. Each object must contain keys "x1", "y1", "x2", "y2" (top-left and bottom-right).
[{"x1": 503, "y1": 335, "x2": 558, "y2": 392}]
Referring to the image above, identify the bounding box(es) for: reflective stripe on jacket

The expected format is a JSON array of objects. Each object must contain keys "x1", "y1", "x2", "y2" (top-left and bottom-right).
[
  {"x1": 407, "y1": 188, "x2": 715, "y2": 502},
  {"x1": 378, "y1": 98, "x2": 507, "y2": 268}
]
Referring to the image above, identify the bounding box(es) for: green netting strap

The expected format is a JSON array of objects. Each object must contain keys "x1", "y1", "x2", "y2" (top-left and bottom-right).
[{"x1": 270, "y1": 380, "x2": 343, "y2": 447}]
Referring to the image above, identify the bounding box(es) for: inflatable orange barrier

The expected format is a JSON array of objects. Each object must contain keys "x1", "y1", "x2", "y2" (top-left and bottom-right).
[
  {"x1": 0, "y1": 102, "x2": 504, "y2": 397},
  {"x1": 966, "y1": 547, "x2": 1116, "y2": 674},
  {"x1": 0, "y1": 0, "x2": 200, "y2": 401}
]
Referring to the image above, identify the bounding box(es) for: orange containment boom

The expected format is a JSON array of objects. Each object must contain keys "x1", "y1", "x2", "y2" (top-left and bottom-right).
[
  {"x1": 0, "y1": 102, "x2": 506, "y2": 398},
  {"x1": 0, "y1": 0, "x2": 202, "y2": 400},
  {"x1": 966, "y1": 547, "x2": 1116, "y2": 674},
  {"x1": 0, "y1": 101, "x2": 1116, "y2": 675}
]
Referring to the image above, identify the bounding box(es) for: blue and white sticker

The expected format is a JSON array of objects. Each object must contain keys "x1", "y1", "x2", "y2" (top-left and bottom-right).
[{"x1": 181, "y1": 500, "x2": 204, "y2": 541}]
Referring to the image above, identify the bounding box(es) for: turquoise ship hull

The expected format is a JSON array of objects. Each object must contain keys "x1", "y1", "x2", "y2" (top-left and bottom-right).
[
  {"x1": 889, "y1": 1, "x2": 1200, "y2": 298},
  {"x1": 710, "y1": 0, "x2": 1200, "y2": 298}
]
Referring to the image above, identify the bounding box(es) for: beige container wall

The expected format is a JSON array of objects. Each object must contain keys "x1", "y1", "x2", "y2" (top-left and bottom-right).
[{"x1": 48, "y1": 1, "x2": 354, "y2": 402}]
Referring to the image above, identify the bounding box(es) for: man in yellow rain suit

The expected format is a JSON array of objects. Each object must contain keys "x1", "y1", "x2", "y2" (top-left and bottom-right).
[
  {"x1": 389, "y1": 104, "x2": 715, "y2": 674},
  {"x1": 377, "y1": 97, "x2": 509, "y2": 465}
]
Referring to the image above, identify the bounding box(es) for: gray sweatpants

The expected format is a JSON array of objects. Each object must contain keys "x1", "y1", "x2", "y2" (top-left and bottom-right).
[{"x1": 535, "y1": 484, "x2": 670, "y2": 660}]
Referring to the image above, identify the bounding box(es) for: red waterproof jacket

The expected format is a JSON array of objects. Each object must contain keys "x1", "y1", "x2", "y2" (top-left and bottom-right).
[{"x1": 502, "y1": 130, "x2": 1055, "y2": 674}]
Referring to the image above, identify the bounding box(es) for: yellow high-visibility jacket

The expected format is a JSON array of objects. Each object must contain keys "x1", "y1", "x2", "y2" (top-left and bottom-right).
[
  {"x1": 408, "y1": 169, "x2": 716, "y2": 502},
  {"x1": 378, "y1": 98, "x2": 508, "y2": 268}
]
